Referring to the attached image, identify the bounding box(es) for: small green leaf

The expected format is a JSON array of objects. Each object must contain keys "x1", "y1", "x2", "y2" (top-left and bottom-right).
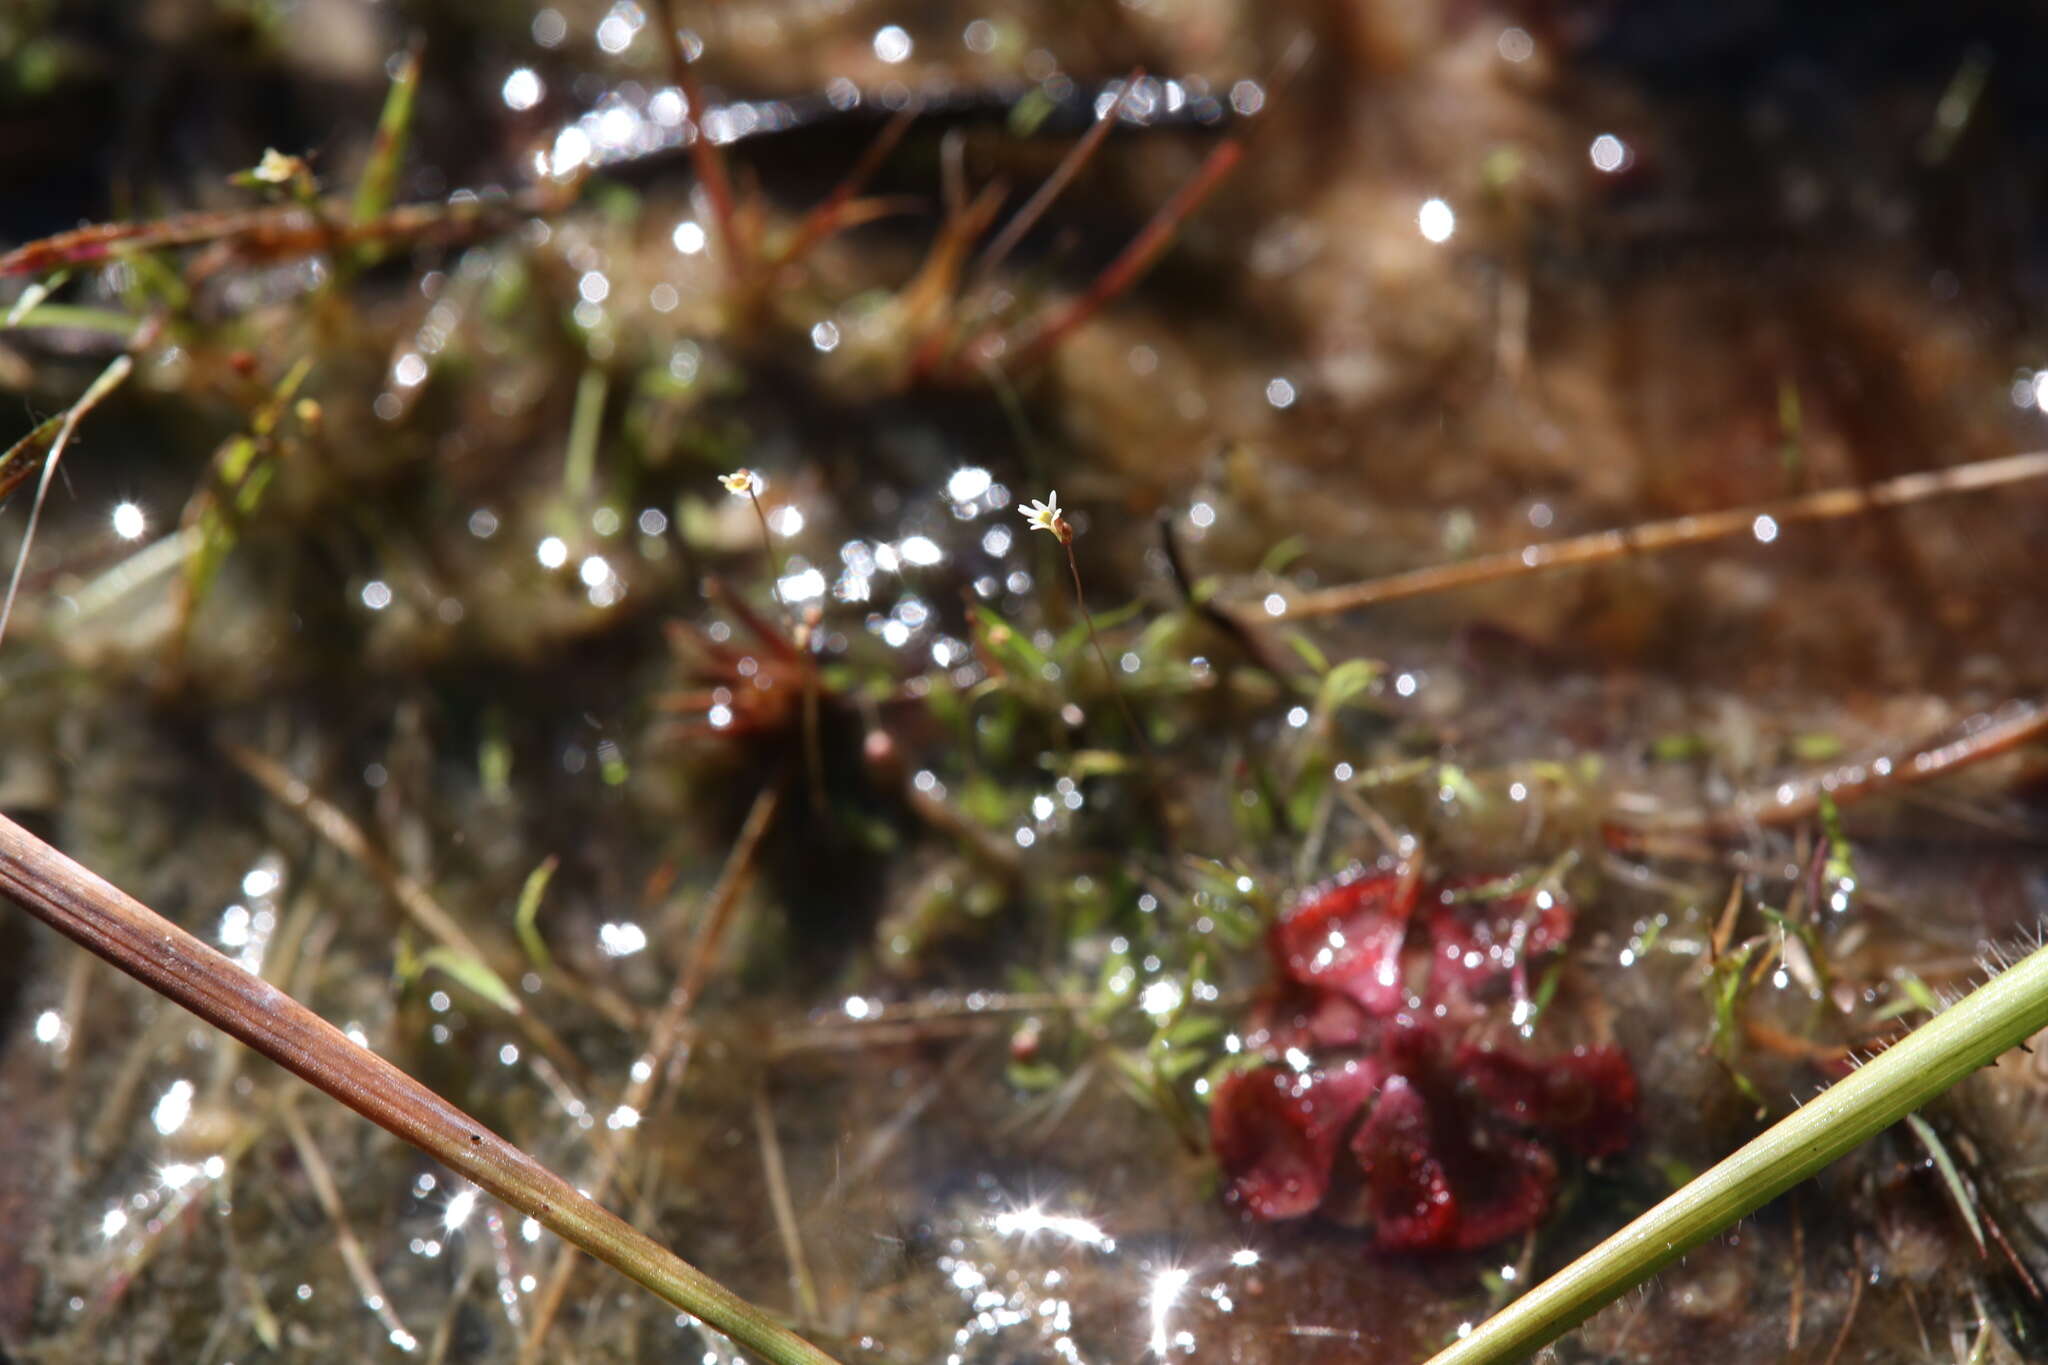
[
  {"x1": 1161, "y1": 1012, "x2": 1224, "y2": 1049},
  {"x1": 1258, "y1": 533, "x2": 1307, "y2": 575},
  {"x1": 1904, "y1": 1113, "x2": 1985, "y2": 1255},
  {"x1": 1650, "y1": 733, "x2": 1710, "y2": 763},
  {"x1": 1007, "y1": 1059, "x2": 1065, "y2": 1092},
  {"x1": 514, "y1": 856, "x2": 559, "y2": 972},
  {"x1": 1283, "y1": 631, "x2": 1329, "y2": 675},
  {"x1": 1791, "y1": 732, "x2": 1843, "y2": 762},
  {"x1": 417, "y1": 946, "x2": 520, "y2": 1015},
  {"x1": 1065, "y1": 749, "x2": 1133, "y2": 779},
  {"x1": 352, "y1": 42, "x2": 423, "y2": 227},
  {"x1": 1319, "y1": 658, "x2": 1382, "y2": 711}
]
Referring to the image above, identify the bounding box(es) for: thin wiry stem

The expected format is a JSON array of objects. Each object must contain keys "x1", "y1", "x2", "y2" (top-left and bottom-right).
[
  {"x1": 0, "y1": 811, "x2": 840, "y2": 1365},
  {"x1": 281, "y1": 1103, "x2": 418, "y2": 1350},
  {"x1": 519, "y1": 786, "x2": 781, "y2": 1364},
  {"x1": 1063, "y1": 539, "x2": 1151, "y2": 754},
  {"x1": 742, "y1": 486, "x2": 828, "y2": 812},
  {"x1": 753, "y1": 1084, "x2": 820, "y2": 1322},
  {"x1": 970, "y1": 68, "x2": 1144, "y2": 288}
]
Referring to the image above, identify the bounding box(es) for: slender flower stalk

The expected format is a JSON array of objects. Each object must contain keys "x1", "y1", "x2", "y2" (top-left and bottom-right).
[
  {"x1": 1427, "y1": 937, "x2": 2048, "y2": 1365},
  {"x1": 720, "y1": 468, "x2": 788, "y2": 613},
  {"x1": 1021, "y1": 491, "x2": 1151, "y2": 752}
]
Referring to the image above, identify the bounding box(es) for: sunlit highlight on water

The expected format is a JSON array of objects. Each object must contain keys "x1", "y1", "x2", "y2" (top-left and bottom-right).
[{"x1": 152, "y1": 1079, "x2": 194, "y2": 1135}]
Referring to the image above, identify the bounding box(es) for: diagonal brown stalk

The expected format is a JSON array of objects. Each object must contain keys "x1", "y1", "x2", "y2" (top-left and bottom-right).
[
  {"x1": 648, "y1": 0, "x2": 745, "y2": 280},
  {"x1": 969, "y1": 68, "x2": 1145, "y2": 289},
  {"x1": 0, "y1": 811, "x2": 840, "y2": 1365},
  {"x1": 518, "y1": 785, "x2": 781, "y2": 1363}
]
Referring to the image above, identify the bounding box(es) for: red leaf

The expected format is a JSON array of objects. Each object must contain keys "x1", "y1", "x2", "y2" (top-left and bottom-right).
[
  {"x1": 1423, "y1": 881, "x2": 1574, "y2": 1010},
  {"x1": 1350, "y1": 1057, "x2": 1558, "y2": 1252},
  {"x1": 1211, "y1": 1061, "x2": 1382, "y2": 1220},
  {"x1": 1245, "y1": 977, "x2": 1376, "y2": 1053},
  {"x1": 1457, "y1": 1042, "x2": 1639, "y2": 1158},
  {"x1": 1269, "y1": 867, "x2": 1418, "y2": 1016}
]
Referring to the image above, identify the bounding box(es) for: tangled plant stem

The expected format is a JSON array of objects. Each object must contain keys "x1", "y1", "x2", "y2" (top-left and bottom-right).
[{"x1": 1427, "y1": 936, "x2": 2048, "y2": 1365}]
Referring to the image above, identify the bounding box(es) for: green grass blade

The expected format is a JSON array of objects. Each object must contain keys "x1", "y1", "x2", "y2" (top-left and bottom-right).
[{"x1": 1429, "y1": 940, "x2": 2048, "y2": 1365}]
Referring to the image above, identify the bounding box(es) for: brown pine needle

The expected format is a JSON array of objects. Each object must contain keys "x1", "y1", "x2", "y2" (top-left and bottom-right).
[
  {"x1": 0, "y1": 812, "x2": 840, "y2": 1365},
  {"x1": 993, "y1": 137, "x2": 1243, "y2": 377},
  {"x1": 648, "y1": 0, "x2": 744, "y2": 280},
  {"x1": 1277, "y1": 450, "x2": 2048, "y2": 620}
]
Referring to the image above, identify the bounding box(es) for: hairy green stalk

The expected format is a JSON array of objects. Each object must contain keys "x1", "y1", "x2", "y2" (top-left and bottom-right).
[{"x1": 1429, "y1": 941, "x2": 2048, "y2": 1365}]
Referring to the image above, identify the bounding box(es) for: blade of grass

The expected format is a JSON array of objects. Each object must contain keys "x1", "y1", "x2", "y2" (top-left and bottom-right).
[
  {"x1": 1425, "y1": 933, "x2": 2048, "y2": 1365},
  {"x1": 352, "y1": 39, "x2": 424, "y2": 227},
  {"x1": 0, "y1": 352, "x2": 133, "y2": 646},
  {"x1": 0, "y1": 811, "x2": 840, "y2": 1365}
]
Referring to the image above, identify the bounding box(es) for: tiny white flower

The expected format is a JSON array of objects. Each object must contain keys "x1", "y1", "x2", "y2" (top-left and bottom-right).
[
  {"x1": 253, "y1": 148, "x2": 303, "y2": 184},
  {"x1": 1020, "y1": 490, "x2": 1070, "y2": 543},
  {"x1": 719, "y1": 468, "x2": 762, "y2": 497}
]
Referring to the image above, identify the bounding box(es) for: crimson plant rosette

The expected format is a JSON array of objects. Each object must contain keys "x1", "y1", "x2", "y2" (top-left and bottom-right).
[{"x1": 1211, "y1": 865, "x2": 1637, "y2": 1251}]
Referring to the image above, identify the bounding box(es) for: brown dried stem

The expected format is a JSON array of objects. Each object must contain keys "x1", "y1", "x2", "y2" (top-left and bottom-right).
[
  {"x1": 648, "y1": 0, "x2": 745, "y2": 279},
  {"x1": 1279, "y1": 450, "x2": 2048, "y2": 620},
  {"x1": 1606, "y1": 697, "x2": 2048, "y2": 843},
  {"x1": 0, "y1": 811, "x2": 839, "y2": 1365}
]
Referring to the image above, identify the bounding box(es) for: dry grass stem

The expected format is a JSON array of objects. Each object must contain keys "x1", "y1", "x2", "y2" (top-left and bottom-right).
[
  {"x1": 0, "y1": 811, "x2": 840, "y2": 1365},
  {"x1": 1280, "y1": 449, "x2": 2048, "y2": 619},
  {"x1": 520, "y1": 785, "x2": 780, "y2": 1363}
]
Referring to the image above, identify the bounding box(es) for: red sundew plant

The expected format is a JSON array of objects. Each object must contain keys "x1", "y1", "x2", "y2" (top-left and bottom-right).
[{"x1": 1211, "y1": 866, "x2": 1637, "y2": 1252}]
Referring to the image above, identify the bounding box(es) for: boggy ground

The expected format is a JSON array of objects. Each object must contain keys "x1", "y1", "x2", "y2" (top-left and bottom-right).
[{"x1": 1, "y1": 1, "x2": 2047, "y2": 1361}]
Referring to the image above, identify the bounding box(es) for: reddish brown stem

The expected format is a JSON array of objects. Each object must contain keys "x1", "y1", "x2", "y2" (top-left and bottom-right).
[
  {"x1": 649, "y1": 0, "x2": 745, "y2": 280},
  {"x1": 772, "y1": 106, "x2": 918, "y2": 272},
  {"x1": 0, "y1": 812, "x2": 837, "y2": 1365},
  {"x1": 1281, "y1": 450, "x2": 2048, "y2": 620},
  {"x1": 991, "y1": 138, "x2": 1243, "y2": 377},
  {"x1": 970, "y1": 68, "x2": 1144, "y2": 287}
]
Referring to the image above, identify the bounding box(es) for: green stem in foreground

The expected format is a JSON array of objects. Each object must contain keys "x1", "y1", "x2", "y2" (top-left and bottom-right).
[
  {"x1": 1428, "y1": 942, "x2": 2048, "y2": 1365},
  {"x1": 0, "y1": 812, "x2": 840, "y2": 1365}
]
